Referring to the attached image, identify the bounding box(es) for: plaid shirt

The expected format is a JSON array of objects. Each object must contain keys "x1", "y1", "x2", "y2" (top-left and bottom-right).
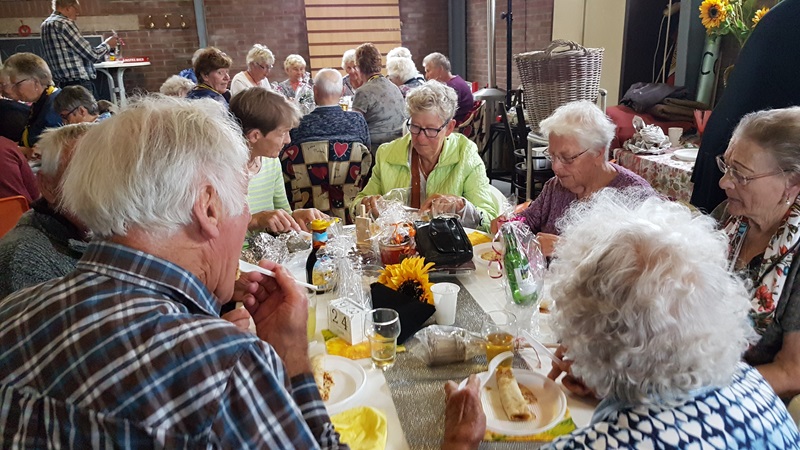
[
  {"x1": 40, "y1": 12, "x2": 109, "y2": 83},
  {"x1": 0, "y1": 241, "x2": 346, "y2": 449}
]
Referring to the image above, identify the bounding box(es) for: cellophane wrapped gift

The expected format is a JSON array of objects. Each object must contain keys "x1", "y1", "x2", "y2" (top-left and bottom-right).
[
  {"x1": 499, "y1": 220, "x2": 546, "y2": 323},
  {"x1": 406, "y1": 325, "x2": 487, "y2": 366},
  {"x1": 327, "y1": 233, "x2": 369, "y2": 309},
  {"x1": 242, "y1": 232, "x2": 289, "y2": 265}
]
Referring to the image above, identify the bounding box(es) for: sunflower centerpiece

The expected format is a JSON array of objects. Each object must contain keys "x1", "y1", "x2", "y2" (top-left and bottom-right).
[
  {"x1": 699, "y1": 0, "x2": 776, "y2": 48},
  {"x1": 378, "y1": 257, "x2": 435, "y2": 305}
]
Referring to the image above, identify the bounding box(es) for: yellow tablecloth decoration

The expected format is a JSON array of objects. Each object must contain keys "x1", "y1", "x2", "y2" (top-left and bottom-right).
[
  {"x1": 331, "y1": 406, "x2": 388, "y2": 450},
  {"x1": 322, "y1": 329, "x2": 404, "y2": 360},
  {"x1": 483, "y1": 408, "x2": 577, "y2": 442}
]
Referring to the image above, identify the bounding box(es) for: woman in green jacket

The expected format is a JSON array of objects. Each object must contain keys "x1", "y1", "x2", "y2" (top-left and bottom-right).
[{"x1": 354, "y1": 80, "x2": 500, "y2": 230}]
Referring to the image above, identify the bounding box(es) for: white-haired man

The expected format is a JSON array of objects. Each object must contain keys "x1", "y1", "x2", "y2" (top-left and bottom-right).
[
  {"x1": 422, "y1": 52, "x2": 474, "y2": 123},
  {"x1": 282, "y1": 68, "x2": 372, "y2": 222},
  {"x1": 41, "y1": 0, "x2": 117, "y2": 97},
  {"x1": 0, "y1": 97, "x2": 346, "y2": 449}
]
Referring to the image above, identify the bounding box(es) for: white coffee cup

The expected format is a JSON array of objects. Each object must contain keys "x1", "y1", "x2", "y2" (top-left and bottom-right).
[
  {"x1": 431, "y1": 282, "x2": 460, "y2": 325},
  {"x1": 668, "y1": 127, "x2": 683, "y2": 148}
]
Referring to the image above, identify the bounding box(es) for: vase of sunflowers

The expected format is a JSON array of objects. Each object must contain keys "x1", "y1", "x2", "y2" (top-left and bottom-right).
[{"x1": 698, "y1": 0, "x2": 776, "y2": 93}]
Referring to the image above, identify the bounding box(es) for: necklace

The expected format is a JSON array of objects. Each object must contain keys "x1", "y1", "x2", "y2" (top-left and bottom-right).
[{"x1": 247, "y1": 157, "x2": 262, "y2": 175}]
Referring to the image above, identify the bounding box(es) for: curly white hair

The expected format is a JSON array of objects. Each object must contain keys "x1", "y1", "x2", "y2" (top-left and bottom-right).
[{"x1": 549, "y1": 188, "x2": 756, "y2": 406}]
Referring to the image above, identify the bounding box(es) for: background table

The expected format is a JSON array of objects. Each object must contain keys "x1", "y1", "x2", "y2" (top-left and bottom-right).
[
  {"x1": 94, "y1": 61, "x2": 151, "y2": 107},
  {"x1": 613, "y1": 148, "x2": 695, "y2": 202}
]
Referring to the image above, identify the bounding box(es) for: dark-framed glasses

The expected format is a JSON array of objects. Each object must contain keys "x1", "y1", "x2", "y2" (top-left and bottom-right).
[
  {"x1": 60, "y1": 106, "x2": 80, "y2": 121},
  {"x1": 11, "y1": 78, "x2": 32, "y2": 91},
  {"x1": 407, "y1": 118, "x2": 450, "y2": 138},
  {"x1": 543, "y1": 147, "x2": 591, "y2": 165},
  {"x1": 716, "y1": 155, "x2": 783, "y2": 186}
]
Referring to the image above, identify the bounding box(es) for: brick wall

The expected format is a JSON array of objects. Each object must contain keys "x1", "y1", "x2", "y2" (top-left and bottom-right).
[
  {"x1": 0, "y1": 0, "x2": 200, "y2": 93},
  {"x1": 399, "y1": 0, "x2": 449, "y2": 72},
  {"x1": 466, "y1": 0, "x2": 553, "y2": 90},
  {"x1": 1, "y1": 1, "x2": 552, "y2": 95}
]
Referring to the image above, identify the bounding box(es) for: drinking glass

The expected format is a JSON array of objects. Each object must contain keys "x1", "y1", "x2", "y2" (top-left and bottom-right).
[
  {"x1": 431, "y1": 196, "x2": 460, "y2": 219},
  {"x1": 482, "y1": 310, "x2": 517, "y2": 367},
  {"x1": 306, "y1": 289, "x2": 317, "y2": 342},
  {"x1": 364, "y1": 308, "x2": 401, "y2": 370}
]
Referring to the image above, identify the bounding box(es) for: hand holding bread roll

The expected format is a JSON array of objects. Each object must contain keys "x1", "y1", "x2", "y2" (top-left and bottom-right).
[{"x1": 311, "y1": 354, "x2": 334, "y2": 401}]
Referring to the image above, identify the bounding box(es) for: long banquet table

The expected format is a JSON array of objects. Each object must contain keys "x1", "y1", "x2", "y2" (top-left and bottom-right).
[{"x1": 297, "y1": 258, "x2": 599, "y2": 449}]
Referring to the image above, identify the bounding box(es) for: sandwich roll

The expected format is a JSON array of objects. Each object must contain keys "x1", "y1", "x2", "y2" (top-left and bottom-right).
[
  {"x1": 495, "y1": 366, "x2": 533, "y2": 421},
  {"x1": 311, "y1": 354, "x2": 334, "y2": 401}
]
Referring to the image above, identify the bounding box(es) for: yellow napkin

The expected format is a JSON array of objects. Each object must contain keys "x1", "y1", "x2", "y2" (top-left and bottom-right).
[
  {"x1": 467, "y1": 231, "x2": 492, "y2": 246},
  {"x1": 483, "y1": 408, "x2": 577, "y2": 442},
  {"x1": 322, "y1": 329, "x2": 404, "y2": 360},
  {"x1": 331, "y1": 406, "x2": 388, "y2": 450}
]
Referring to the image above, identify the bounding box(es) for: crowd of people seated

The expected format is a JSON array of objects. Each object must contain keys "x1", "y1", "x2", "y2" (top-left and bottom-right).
[{"x1": 2, "y1": 22, "x2": 800, "y2": 448}]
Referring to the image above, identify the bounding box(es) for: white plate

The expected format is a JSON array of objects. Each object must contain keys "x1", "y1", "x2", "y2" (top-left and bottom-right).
[
  {"x1": 472, "y1": 368, "x2": 567, "y2": 436},
  {"x1": 321, "y1": 355, "x2": 367, "y2": 414},
  {"x1": 473, "y1": 242, "x2": 504, "y2": 267},
  {"x1": 673, "y1": 148, "x2": 699, "y2": 162}
]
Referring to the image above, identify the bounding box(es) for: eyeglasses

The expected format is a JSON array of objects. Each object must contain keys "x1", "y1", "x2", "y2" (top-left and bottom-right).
[
  {"x1": 407, "y1": 119, "x2": 450, "y2": 138},
  {"x1": 543, "y1": 147, "x2": 591, "y2": 165},
  {"x1": 11, "y1": 78, "x2": 32, "y2": 91},
  {"x1": 256, "y1": 63, "x2": 273, "y2": 71},
  {"x1": 716, "y1": 155, "x2": 783, "y2": 186},
  {"x1": 60, "y1": 106, "x2": 80, "y2": 121}
]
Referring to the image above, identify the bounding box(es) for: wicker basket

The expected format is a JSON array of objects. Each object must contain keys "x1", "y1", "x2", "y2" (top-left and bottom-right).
[{"x1": 515, "y1": 40, "x2": 604, "y2": 130}]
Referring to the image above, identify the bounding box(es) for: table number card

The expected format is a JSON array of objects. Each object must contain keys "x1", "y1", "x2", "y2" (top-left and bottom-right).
[{"x1": 327, "y1": 298, "x2": 368, "y2": 344}]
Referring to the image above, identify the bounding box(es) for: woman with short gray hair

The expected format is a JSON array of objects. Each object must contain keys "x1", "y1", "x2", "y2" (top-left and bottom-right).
[
  {"x1": 442, "y1": 189, "x2": 800, "y2": 448},
  {"x1": 715, "y1": 106, "x2": 800, "y2": 399},
  {"x1": 387, "y1": 57, "x2": 424, "y2": 98},
  {"x1": 354, "y1": 81, "x2": 500, "y2": 230},
  {"x1": 492, "y1": 100, "x2": 655, "y2": 256},
  {"x1": 230, "y1": 44, "x2": 275, "y2": 96},
  {"x1": 340, "y1": 49, "x2": 359, "y2": 96}
]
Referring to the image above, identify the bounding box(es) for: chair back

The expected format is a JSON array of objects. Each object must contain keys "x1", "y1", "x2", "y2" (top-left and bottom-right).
[
  {"x1": 0, "y1": 195, "x2": 29, "y2": 238},
  {"x1": 456, "y1": 100, "x2": 488, "y2": 151},
  {"x1": 281, "y1": 140, "x2": 373, "y2": 224}
]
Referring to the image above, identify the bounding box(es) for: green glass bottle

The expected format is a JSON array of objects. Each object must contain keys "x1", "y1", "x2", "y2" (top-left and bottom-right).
[{"x1": 502, "y1": 228, "x2": 538, "y2": 306}]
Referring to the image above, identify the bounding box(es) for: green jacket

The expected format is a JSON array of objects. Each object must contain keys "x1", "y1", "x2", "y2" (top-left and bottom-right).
[{"x1": 353, "y1": 133, "x2": 500, "y2": 230}]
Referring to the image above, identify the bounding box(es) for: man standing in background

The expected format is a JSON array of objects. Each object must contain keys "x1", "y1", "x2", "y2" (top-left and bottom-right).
[{"x1": 41, "y1": 0, "x2": 116, "y2": 98}]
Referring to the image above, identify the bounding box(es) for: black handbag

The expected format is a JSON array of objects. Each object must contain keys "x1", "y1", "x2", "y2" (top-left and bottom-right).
[{"x1": 414, "y1": 217, "x2": 473, "y2": 267}]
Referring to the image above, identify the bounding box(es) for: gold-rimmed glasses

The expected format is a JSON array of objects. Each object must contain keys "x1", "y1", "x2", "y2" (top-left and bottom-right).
[{"x1": 716, "y1": 155, "x2": 783, "y2": 186}]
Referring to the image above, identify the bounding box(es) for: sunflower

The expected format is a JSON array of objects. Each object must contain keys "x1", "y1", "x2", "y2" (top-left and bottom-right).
[
  {"x1": 378, "y1": 257, "x2": 435, "y2": 304},
  {"x1": 752, "y1": 7, "x2": 769, "y2": 26},
  {"x1": 699, "y1": 0, "x2": 728, "y2": 31}
]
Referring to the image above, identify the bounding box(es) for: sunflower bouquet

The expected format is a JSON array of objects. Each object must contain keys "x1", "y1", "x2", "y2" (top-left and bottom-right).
[
  {"x1": 699, "y1": 0, "x2": 776, "y2": 47},
  {"x1": 378, "y1": 257, "x2": 435, "y2": 304}
]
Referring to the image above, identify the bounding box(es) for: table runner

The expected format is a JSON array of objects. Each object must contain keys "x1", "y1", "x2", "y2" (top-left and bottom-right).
[{"x1": 383, "y1": 279, "x2": 549, "y2": 449}]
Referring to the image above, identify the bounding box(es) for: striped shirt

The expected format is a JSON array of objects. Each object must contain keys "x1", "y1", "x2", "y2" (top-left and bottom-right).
[
  {"x1": 248, "y1": 156, "x2": 291, "y2": 214},
  {"x1": 41, "y1": 12, "x2": 109, "y2": 83},
  {"x1": 0, "y1": 241, "x2": 345, "y2": 449}
]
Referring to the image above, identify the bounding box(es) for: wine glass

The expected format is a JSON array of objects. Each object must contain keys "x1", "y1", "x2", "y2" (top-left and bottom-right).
[{"x1": 364, "y1": 308, "x2": 401, "y2": 370}]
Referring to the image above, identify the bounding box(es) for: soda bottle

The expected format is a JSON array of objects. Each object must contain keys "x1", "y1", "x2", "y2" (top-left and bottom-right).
[{"x1": 502, "y1": 226, "x2": 538, "y2": 306}]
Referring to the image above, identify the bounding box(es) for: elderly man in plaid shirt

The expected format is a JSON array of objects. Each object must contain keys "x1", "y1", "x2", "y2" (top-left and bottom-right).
[
  {"x1": 41, "y1": 0, "x2": 117, "y2": 97},
  {"x1": 0, "y1": 96, "x2": 347, "y2": 449}
]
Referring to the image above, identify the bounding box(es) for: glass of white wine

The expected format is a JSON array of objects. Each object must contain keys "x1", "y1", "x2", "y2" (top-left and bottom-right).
[
  {"x1": 482, "y1": 310, "x2": 517, "y2": 368},
  {"x1": 306, "y1": 288, "x2": 317, "y2": 342},
  {"x1": 364, "y1": 308, "x2": 401, "y2": 370}
]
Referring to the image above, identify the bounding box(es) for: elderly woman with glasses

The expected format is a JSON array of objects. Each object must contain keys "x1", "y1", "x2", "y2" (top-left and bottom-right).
[
  {"x1": 353, "y1": 80, "x2": 500, "y2": 230},
  {"x1": 714, "y1": 107, "x2": 800, "y2": 400},
  {"x1": 340, "y1": 49, "x2": 359, "y2": 97},
  {"x1": 230, "y1": 44, "x2": 274, "y2": 96},
  {"x1": 1, "y1": 53, "x2": 62, "y2": 157},
  {"x1": 444, "y1": 190, "x2": 800, "y2": 449},
  {"x1": 491, "y1": 100, "x2": 654, "y2": 255}
]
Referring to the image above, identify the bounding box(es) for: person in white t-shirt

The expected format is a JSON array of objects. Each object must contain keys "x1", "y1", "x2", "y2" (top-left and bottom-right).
[{"x1": 230, "y1": 44, "x2": 274, "y2": 96}]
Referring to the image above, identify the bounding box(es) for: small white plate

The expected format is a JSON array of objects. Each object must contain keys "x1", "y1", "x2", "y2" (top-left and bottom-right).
[
  {"x1": 673, "y1": 148, "x2": 699, "y2": 162},
  {"x1": 473, "y1": 242, "x2": 504, "y2": 267},
  {"x1": 322, "y1": 355, "x2": 367, "y2": 414},
  {"x1": 469, "y1": 368, "x2": 567, "y2": 436}
]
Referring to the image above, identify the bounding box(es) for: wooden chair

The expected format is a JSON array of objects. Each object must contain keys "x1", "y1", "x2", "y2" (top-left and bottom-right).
[{"x1": 0, "y1": 195, "x2": 29, "y2": 238}]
